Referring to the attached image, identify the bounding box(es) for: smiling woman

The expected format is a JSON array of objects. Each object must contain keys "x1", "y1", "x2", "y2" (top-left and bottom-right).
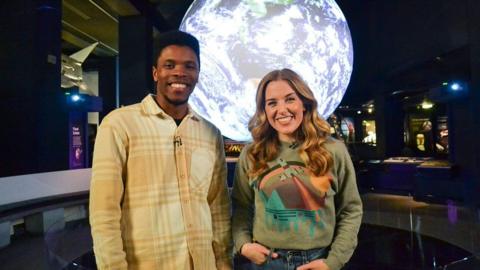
[
  {"x1": 264, "y1": 80, "x2": 305, "y2": 142},
  {"x1": 232, "y1": 68, "x2": 363, "y2": 270}
]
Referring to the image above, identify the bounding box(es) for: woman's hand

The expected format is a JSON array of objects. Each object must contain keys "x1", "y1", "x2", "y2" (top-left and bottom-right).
[
  {"x1": 240, "y1": 243, "x2": 278, "y2": 265},
  {"x1": 296, "y1": 259, "x2": 331, "y2": 270}
]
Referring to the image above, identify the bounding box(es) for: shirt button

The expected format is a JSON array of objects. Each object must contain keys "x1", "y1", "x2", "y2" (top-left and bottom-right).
[{"x1": 180, "y1": 173, "x2": 184, "y2": 178}]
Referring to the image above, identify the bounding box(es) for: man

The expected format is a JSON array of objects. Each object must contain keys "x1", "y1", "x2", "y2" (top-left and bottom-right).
[{"x1": 89, "y1": 30, "x2": 232, "y2": 269}]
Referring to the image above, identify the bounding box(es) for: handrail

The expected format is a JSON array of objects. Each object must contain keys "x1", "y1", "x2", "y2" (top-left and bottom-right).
[
  {"x1": 0, "y1": 169, "x2": 91, "y2": 221},
  {"x1": 0, "y1": 192, "x2": 89, "y2": 223}
]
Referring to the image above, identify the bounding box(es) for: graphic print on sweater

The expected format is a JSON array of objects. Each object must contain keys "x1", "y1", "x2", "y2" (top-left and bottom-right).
[{"x1": 254, "y1": 158, "x2": 333, "y2": 236}]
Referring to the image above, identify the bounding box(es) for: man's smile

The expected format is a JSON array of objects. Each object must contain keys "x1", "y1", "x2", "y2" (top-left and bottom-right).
[{"x1": 169, "y1": 82, "x2": 188, "y2": 89}]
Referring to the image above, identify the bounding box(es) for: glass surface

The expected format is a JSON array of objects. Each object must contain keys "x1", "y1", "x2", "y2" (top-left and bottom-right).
[
  {"x1": 41, "y1": 195, "x2": 479, "y2": 270},
  {"x1": 43, "y1": 219, "x2": 478, "y2": 270},
  {"x1": 45, "y1": 216, "x2": 95, "y2": 270},
  {"x1": 436, "y1": 116, "x2": 449, "y2": 155},
  {"x1": 442, "y1": 254, "x2": 480, "y2": 269},
  {"x1": 362, "y1": 119, "x2": 376, "y2": 145}
]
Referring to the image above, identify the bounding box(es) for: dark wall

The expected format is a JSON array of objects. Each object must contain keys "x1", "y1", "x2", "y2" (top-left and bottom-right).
[
  {"x1": 97, "y1": 57, "x2": 118, "y2": 119},
  {"x1": 0, "y1": 0, "x2": 68, "y2": 177},
  {"x1": 373, "y1": 0, "x2": 468, "y2": 72},
  {"x1": 0, "y1": 3, "x2": 150, "y2": 177},
  {"x1": 374, "y1": 94, "x2": 404, "y2": 158},
  {"x1": 339, "y1": 0, "x2": 470, "y2": 104},
  {"x1": 339, "y1": 0, "x2": 480, "y2": 205},
  {"x1": 336, "y1": 0, "x2": 371, "y2": 105},
  {"x1": 119, "y1": 16, "x2": 153, "y2": 106},
  {"x1": 460, "y1": 0, "x2": 480, "y2": 206},
  {"x1": 1, "y1": 1, "x2": 40, "y2": 100}
]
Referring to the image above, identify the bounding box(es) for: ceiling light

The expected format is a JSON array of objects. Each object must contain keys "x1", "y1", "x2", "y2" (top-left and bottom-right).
[{"x1": 421, "y1": 99, "x2": 433, "y2": 109}]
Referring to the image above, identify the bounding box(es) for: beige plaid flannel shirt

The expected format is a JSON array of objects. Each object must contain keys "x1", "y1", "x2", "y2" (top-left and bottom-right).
[{"x1": 90, "y1": 95, "x2": 232, "y2": 269}]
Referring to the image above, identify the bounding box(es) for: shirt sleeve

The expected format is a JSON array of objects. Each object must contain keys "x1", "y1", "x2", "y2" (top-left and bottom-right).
[
  {"x1": 89, "y1": 116, "x2": 128, "y2": 270},
  {"x1": 231, "y1": 146, "x2": 255, "y2": 254},
  {"x1": 207, "y1": 131, "x2": 233, "y2": 270},
  {"x1": 324, "y1": 141, "x2": 363, "y2": 270}
]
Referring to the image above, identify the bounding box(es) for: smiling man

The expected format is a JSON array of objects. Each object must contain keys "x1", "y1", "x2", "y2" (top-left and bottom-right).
[{"x1": 90, "y1": 31, "x2": 232, "y2": 270}]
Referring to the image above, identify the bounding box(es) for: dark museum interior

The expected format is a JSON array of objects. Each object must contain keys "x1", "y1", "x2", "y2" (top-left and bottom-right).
[{"x1": 1, "y1": 0, "x2": 480, "y2": 269}]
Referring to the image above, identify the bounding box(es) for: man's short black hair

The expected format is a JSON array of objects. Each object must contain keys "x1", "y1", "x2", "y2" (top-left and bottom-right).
[{"x1": 153, "y1": 30, "x2": 200, "y2": 67}]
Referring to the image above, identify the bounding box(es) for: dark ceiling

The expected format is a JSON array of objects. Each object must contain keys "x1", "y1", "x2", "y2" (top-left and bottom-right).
[
  {"x1": 61, "y1": 0, "x2": 474, "y2": 107},
  {"x1": 61, "y1": 0, "x2": 193, "y2": 56}
]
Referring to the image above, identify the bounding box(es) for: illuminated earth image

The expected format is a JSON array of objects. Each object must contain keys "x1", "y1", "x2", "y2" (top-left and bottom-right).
[{"x1": 180, "y1": 0, "x2": 353, "y2": 141}]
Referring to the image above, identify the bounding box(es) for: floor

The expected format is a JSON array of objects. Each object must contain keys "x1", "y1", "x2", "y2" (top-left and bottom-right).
[{"x1": 1, "y1": 193, "x2": 479, "y2": 270}]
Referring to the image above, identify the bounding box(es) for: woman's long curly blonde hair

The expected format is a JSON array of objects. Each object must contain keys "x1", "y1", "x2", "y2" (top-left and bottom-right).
[{"x1": 247, "y1": 68, "x2": 333, "y2": 177}]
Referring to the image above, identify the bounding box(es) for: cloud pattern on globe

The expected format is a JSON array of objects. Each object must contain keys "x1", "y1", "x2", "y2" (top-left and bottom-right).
[{"x1": 180, "y1": 0, "x2": 353, "y2": 141}]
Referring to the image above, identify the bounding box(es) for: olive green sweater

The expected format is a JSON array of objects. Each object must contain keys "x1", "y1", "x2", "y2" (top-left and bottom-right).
[{"x1": 232, "y1": 138, "x2": 362, "y2": 270}]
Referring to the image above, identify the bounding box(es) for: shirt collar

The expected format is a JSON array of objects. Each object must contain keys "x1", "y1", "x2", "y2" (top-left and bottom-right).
[{"x1": 141, "y1": 94, "x2": 201, "y2": 121}]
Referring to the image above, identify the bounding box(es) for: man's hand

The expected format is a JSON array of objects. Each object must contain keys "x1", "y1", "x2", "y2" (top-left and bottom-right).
[
  {"x1": 240, "y1": 243, "x2": 278, "y2": 265},
  {"x1": 297, "y1": 259, "x2": 330, "y2": 270}
]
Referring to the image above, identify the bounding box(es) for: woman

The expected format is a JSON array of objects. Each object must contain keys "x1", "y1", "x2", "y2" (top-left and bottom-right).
[{"x1": 232, "y1": 69, "x2": 362, "y2": 270}]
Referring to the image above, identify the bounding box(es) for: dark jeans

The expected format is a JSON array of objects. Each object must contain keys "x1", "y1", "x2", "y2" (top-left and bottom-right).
[{"x1": 242, "y1": 247, "x2": 328, "y2": 270}]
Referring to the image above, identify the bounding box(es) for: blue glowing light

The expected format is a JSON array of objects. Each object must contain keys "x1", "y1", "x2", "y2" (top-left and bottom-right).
[
  {"x1": 71, "y1": 95, "x2": 81, "y2": 102},
  {"x1": 450, "y1": 83, "x2": 461, "y2": 91}
]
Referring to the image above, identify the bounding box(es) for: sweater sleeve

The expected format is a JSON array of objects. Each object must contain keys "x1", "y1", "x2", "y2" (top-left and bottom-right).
[
  {"x1": 324, "y1": 141, "x2": 363, "y2": 270},
  {"x1": 89, "y1": 115, "x2": 128, "y2": 270},
  {"x1": 231, "y1": 146, "x2": 255, "y2": 254},
  {"x1": 207, "y1": 131, "x2": 233, "y2": 269}
]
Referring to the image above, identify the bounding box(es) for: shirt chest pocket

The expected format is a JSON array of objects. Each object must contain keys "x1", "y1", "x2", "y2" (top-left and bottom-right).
[{"x1": 189, "y1": 148, "x2": 215, "y2": 195}]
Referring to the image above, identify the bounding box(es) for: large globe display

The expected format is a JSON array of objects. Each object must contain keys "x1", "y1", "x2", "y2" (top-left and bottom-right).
[{"x1": 180, "y1": 0, "x2": 353, "y2": 141}]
